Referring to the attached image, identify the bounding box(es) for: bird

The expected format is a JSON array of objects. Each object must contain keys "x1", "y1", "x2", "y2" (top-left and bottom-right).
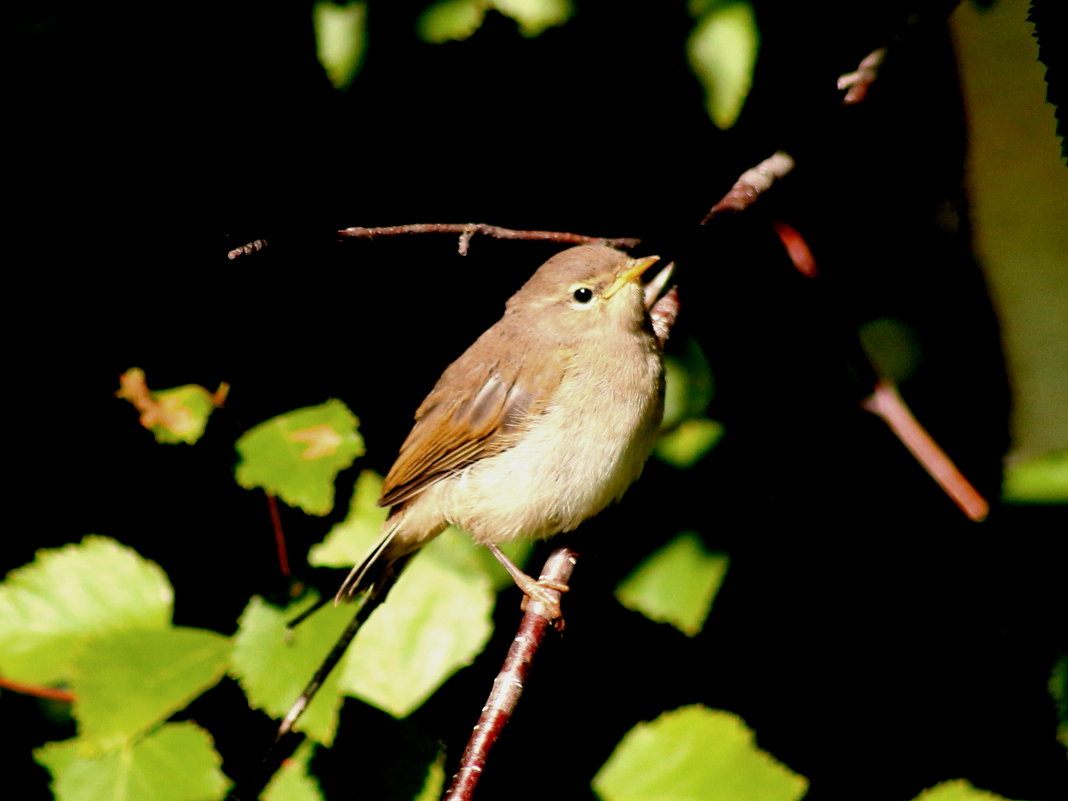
[{"x1": 336, "y1": 243, "x2": 676, "y2": 618}]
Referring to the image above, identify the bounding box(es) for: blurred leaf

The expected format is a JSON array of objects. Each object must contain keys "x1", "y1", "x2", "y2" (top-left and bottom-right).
[
  {"x1": 231, "y1": 595, "x2": 355, "y2": 745},
  {"x1": 417, "y1": 0, "x2": 572, "y2": 43},
  {"x1": 593, "y1": 705, "x2": 807, "y2": 801},
  {"x1": 0, "y1": 536, "x2": 172, "y2": 684},
  {"x1": 35, "y1": 721, "x2": 230, "y2": 801},
  {"x1": 235, "y1": 399, "x2": 365, "y2": 516},
  {"x1": 615, "y1": 532, "x2": 728, "y2": 636},
  {"x1": 858, "y1": 317, "x2": 923, "y2": 384},
  {"x1": 656, "y1": 418, "x2": 724, "y2": 469},
  {"x1": 313, "y1": 1, "x2": 367, "y2": 90},
  {"x1": 72, "y1": 628, "x2": 230, "y2": 746},
  {"x1": 116, "y1": 368, "x2": 228, "y2": 445},
  {"x1": 910, "y1": 779, "x2": 1019, "y2": 801},
  {"x1": 340, "y1": 535, "x2": 495, "y2": 717},
  {"x1": 1002, "y1": 450, "x2": 1068, "y2": 503},
  {"x1": 1051, "y1": 654, "x2": 1068, "y2": 753},
  {"x1": 413, "y1": 748, "x2": 447, "y2": 801},
  {"x1": 687, "y1": 0, "x2": 759, "y2": 129},
  {"x1": 661, "y1": 339, "x2": 715, "y2": 429},
  {"x1": 264, "y1": 741, "x2": 324, "y2": 801},
  {"x1": 308, "y1": 470, "x2": 390, "y2": 567}
]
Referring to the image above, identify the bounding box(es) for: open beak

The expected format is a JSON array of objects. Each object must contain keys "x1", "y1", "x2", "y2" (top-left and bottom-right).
[{"x1": 603, "y1": 255, "x2": 660, "y2": 299}]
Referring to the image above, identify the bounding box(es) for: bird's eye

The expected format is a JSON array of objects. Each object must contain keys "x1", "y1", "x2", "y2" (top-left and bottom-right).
[{"x1": 572, "y1": 287, "x2": 593, "y2": 304}]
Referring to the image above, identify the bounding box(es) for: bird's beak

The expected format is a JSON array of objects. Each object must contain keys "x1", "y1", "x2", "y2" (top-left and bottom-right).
[{"x1": 603, "y1": 255, "x2": 660, "y2": 299}]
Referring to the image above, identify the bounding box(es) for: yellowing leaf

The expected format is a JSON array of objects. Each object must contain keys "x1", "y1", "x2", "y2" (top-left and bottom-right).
[{"x1": 116, "y1": 368, "x2": 228, "y2": 445}]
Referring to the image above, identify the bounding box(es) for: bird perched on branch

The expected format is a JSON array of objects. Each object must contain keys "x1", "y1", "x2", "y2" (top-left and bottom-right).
[{"x1": 337, "y1": 243, "x2": 678, "y2": 619}]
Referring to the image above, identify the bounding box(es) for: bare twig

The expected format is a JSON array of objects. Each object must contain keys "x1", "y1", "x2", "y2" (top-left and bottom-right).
[
  {"x1": 443, "y1": 547, "x2": 578, "y2": 801},
  {"x1": 265, "y1": 493, "x2": 290, "y2": 578},
  {"x1": 861, "y1": 381, "x2": 989, "y2": 521},
  {"x1": 227, "y1": 238, "x2": 269, "y2": 260},
  {"x1": 702, "y1": 151, "x2": 796, "y2": 221},
  {"x1": 337, "y1": 223, "x2": 641, "y2": 255},
  {"x1": 838, "y1": 47, "x2": 888, "y2": 105}
]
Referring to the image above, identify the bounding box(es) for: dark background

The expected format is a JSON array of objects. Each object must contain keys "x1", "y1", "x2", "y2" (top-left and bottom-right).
[{"x1": 7, "y1": 1, "x2": 1066, "y2": 800}]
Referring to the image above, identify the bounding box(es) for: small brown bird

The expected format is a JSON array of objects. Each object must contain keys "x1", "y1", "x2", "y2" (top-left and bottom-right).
[{"x1": 337, "y1": 244, "x2": 675, "y2": 615}]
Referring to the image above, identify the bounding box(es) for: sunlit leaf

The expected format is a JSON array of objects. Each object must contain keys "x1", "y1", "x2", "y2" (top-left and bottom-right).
[
  {"x1": 910, "y1": 779, "x2": 1020, "y2": 801},
  {"x1": 615, "y1": 532, "x2": 728, "y2": 636},
  {"x1": 72, "y1": 628, "x2": 231, "y2": 746},
  {"x1": 231, "y1": 595, "x2": 354, "y2": 745},
  {"x1": 264, "y1": 741, "x2": 324, "y2": 801},
  {"x1": 235, "y1": 399, "x2": 365, "y2": 515},
  {"x1": 687, "y1": 0, "x2": 759, "y2": 129},
  {"x1": 313, "y1": 1, "x2": 367, "y2": 89},
  {"x1": 593, "y1": 705, "x2": 807, "y2": 801},
  {"x1": 308, "y1": 470, "x2": 390, "y2": 567},
  {"x1": 340, "y1": 535, "x2": 495, "y2": 717},
  {"x1": 1002, "y1": 450, "x2": 1068, "y2": 503},
  {"x1": 417, "y1": 0, "x2": 572, "y2": 43},
  {"x1": 35, "y1": 722, "x2": 230, "y2": 801},
  {"x1": 413, "y1": 748, "x2": 447, "y2": 801},
  {"x1": 0, "y1": 536, "x2": 172, "y2": 684},
  {"x1": 116, "y1": 368, "x2": 228, "y2": 445}
]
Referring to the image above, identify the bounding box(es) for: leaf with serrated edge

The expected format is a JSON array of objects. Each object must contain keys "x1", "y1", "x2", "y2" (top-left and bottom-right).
[
  {"x1": 235, "y1": 399, "x2": 365, "y2": 516},
  {"x1": 0, "y1": 536, "x2": 172, "y2": 684},
  {"x1": 616, "y1": 532, "x2": 728, "y2": 637},
  {"x1": 231, "y1": 596, "x2": 354, "y2": 745},
  {"x1": 72, "y1": 627, "x2": 230, "y2": 746},
  {"x1": 593, "y1": 705, "x2": 807, "y2": 801},
  {"x1": 35, "y1": 721, "x2": 230, "y2": 801},
  {"x1": 264, "y1": 741, "x2": 324, "y2": 801},
  {"x1": 308, "y1": 470, "x2": 389, "y2": 567}
]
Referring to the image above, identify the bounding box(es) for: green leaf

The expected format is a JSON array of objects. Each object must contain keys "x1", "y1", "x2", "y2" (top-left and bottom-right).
[
  {"x1": 340, "y1": 534, "x2": 495, "y2": 717},
  {"x1": 231, "y1": 595, "x2": 354, "y2": 745},
  {"x1": 72, "y1": 627, "x2": 230, "y2": 746},
  {"x1": 235, "y1": 399, "x2": 365, "y2": 516},
  {"x1": 615, "y1": 533, "x2": 728, "y2": 636},
  {"x1": 656, "y1": 418, "x2": 724, "y2": 469},
  {"x1": 0, "y1": 536, "x2": 172, "y2": 684},
  {"x1": 264, "y1": 741, "x2": 324, "y2": 801},
  {"x1": 417, "y1": 0, "x2": 572, "y2": 43},
  {"x1": 1051, "y1": 654, "x2": 1068, "y2": 753},
  {"x1": 414, "y1": 748, "x2": 447, "y2": 801},
  {"x1": 593, "y1": 705, "x2": 807, "y2": 801},
  {"x1": 909, "y1": 779, "x2": 1020, "y2": 801},
  {"x1": 687, "y1": 1, "x2": 759, "y2": 129},
  {"x1": 1002, "y1": 450, "x2": 1068, "y2": 503},
  {"x1": 35, "y1": 721, "x2": 230, "y2": 801},
  {"x1": 313, "y1": 1, "x2": 367, "y2": 90},
  {"x1": 308, "y1": 470, "x2": 390, "y2": 567}
]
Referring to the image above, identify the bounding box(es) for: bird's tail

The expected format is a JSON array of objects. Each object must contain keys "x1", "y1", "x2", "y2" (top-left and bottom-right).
[{"x1": 334, "y1": 519, "x2": 406, "y2": 604}]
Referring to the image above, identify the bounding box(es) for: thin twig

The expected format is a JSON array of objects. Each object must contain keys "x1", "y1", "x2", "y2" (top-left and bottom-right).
[
  {"x1": 443, "y1": 547, "x2": 578, "y2": 801},
  {"x1": 838, "y1": 47, "x2": 888, "y2": 105},
  {"x1": 227, "y1": 238, "x2": 269, "y2": 260},
  {"x1": 336, "y1": 223, "x2": 641, "y2": 254},
  {"x1": 265, "y1": 493, "x2": 290, "y2": 578}
]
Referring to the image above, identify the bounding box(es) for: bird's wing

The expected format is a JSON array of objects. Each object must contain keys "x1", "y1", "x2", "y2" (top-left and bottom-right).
[{"x1": 379, "y1": 331, "x2": 569, "y2": 508}]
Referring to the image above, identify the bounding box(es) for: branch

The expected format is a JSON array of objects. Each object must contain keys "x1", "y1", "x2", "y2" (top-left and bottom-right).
[
  {"x1": 228, "y1": 224, "x2": 641, "y2": 260},
  {"x1": 443, "y1": 547, "x2": 578, "y2": 801},
  {"x1": 702, "y1": 151, "x2": 796, "y2": 221},
  {"x1": 838, "y1": 47, "x2": 888, "y2": 105}
]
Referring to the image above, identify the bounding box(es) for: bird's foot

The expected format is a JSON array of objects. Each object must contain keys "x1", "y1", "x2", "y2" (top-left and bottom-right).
[{"x1": 487, "y1": 545, "x2": 569, "y2": 629}]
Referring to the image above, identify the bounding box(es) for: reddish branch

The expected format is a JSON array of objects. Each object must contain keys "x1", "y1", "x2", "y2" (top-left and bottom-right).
[
  {"x1": 838, "y1": 47, "x2": 888, "y2": 105},
  {"x1": 702, "y1": 151, "x2": 796, "y2": 221},
  {"x1": 862, "y1": 381, "x2": 989, "y2": 521},
  {"x1": 443, "y1": 547, "x2": 578, "y2": 801},
  {"x1": 266, "y1": 493, "x2": 290, "y2": 578}
]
